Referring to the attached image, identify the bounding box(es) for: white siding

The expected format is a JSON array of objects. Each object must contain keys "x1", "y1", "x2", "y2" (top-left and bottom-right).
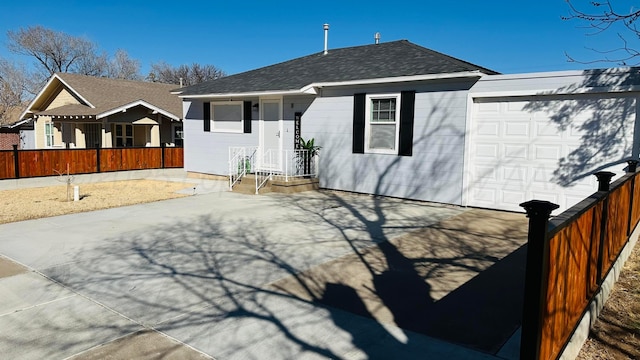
[
  {"x1": 183, "y1": 100, "x2": 259, "y2": 175},
  {"x1": 303, "y1": 80, "x2": 475, "y2": 205}
]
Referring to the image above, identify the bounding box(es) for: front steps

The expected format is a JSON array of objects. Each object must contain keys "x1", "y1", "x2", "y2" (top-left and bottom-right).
[{"x1": 231, "y1": 174, "x2": 319, "y2": 195}]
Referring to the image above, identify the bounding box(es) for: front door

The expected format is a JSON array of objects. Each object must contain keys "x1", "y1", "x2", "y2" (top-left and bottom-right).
[{"x1": 260, "y1": 99, "x2": 282, "y2": 170}]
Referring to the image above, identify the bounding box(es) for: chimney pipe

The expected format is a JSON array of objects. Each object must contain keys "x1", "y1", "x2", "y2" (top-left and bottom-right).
[
  {"x1": 374, "y1": 32, "x2": 380, "y2": 44},
  {"x1": 323, "y1": 23, "x2": 329, "y2": 55},
  {"x1": 179, "y1": 77, "x2": 183, "y2": 88}
]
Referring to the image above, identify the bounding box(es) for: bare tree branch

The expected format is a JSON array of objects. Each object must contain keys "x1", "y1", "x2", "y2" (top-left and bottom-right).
[
  {"x1": 147, "y1": 62, "x2": 225, "y2": 86},
  {"x1": 564, "y1": 0, "x2": 640, "y2": 65}
]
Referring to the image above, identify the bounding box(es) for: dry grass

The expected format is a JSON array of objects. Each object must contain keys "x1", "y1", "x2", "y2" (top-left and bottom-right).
[
  {"x1": 0, "y1": 180, "x2": 190, "y2": 224},
  {"x1": 577, "y1": 240, "x2": 640, "y2": 360}
]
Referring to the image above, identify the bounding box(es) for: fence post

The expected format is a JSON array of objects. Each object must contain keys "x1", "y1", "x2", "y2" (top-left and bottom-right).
[
  {"x1": 627, "y1": 161, "x2": 638, "y2": 235},
  {"x1": 96, "y1": 146, "x2": 101, "y2": 173},
  {"x1": 595, "y1": 171, "x2": 615, "y2": 191},
  {"x1": 161, "y1": 143, "x2": 166, "y2": 169},
  {"x1": 594, "y1": 171, "x2": 614, "y2": 285},
  {"x1": 12, "y1": 144, "x2": 20, "y2": 179},
  {"x1": 519, "y1": 199, "x2": 560, "y2": 360}
]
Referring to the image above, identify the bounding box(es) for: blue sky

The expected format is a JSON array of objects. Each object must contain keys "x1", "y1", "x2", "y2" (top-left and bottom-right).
[{"x1": 0, "y1": 1, "x2": 633, "y2": 76}]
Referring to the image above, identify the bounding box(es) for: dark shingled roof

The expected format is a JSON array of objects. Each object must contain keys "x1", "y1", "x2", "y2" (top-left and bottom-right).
[{"x1": 177, "y1": 40, "x2": 499, "y2": 96}]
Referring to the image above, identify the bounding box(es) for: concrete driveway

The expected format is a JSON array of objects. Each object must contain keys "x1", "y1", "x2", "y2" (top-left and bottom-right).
[{"x1": 0, "y1": 182, "x2": 527, "y2": 359}]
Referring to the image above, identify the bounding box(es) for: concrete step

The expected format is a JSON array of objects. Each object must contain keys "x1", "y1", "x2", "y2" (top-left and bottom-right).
[{"x1": 231, "y1": 175, "x2": 272, "y2": 195}]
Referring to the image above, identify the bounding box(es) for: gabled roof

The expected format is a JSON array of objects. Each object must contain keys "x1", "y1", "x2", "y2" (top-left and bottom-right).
[
  {"x1": 21, "y1": 73, "x2": 182, "y2": 120},
  {"x1": 177, "y1": 40, "x2": 499, "y2": 97}
]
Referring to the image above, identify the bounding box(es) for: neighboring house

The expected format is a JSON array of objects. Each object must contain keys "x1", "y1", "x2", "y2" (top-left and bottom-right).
[
  {"x1": 176, "y1": 39, "x2": 640, "y2": 213},
  {"x1": 0, "y1": 105, "x2": 27, "y2": 150},
  {"x1": 19, "y1": 73, "x2": 183, "y2": 149}
]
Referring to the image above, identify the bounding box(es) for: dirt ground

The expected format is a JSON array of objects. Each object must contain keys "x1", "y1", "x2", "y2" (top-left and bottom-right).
[
  {"x1": 576, "y1": 239, "x2": 640, "y2": 360},
  {"x1": 0, "y1": 180, "x2": 190, "y2": 224}
]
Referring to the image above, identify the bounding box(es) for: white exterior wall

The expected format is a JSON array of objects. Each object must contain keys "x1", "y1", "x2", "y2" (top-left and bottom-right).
[
  {"x1": 303, "y1": 80, "x2": 476, "y2": 205},
  {"x1": 182, "y1": 96, "x2": 315, "y2": 176}
]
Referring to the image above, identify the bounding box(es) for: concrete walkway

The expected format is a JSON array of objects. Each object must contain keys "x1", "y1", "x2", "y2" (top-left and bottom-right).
[{"x1": 0, "y1": 172, "x2": 527, "y2": 359}]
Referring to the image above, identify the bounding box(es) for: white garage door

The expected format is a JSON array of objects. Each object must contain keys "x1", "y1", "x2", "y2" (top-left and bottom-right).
[{"x1": 467, "y1": 95, "x2": 637, "y2": 213}]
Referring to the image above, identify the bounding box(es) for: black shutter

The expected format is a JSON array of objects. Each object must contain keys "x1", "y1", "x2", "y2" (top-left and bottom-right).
[
  {"x1": 398, "y1": 91, "x2": 415, "y2": 156},
  {"x1": 353, "y1": 93, "x2": 366, "y2": 154},
  {"x1": 243, "y1": 101, "x2": 252, "y2": 133},
  {"x1": 203, "y1": 102, "x2": 210, "y2": 132}
]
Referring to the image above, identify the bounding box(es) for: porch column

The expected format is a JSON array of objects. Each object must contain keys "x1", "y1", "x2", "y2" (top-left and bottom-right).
[
  {"x1": 150, "y1": 124, "x2": 160, "y2": 147},
  {"x1": 102, "y1": 119, "x2": 112, "y2": 148}
]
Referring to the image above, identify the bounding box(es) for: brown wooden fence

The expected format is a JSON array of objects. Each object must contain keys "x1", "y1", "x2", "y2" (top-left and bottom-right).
[
  {"x1": 0, "y1": 145, "x2": 183, "y2": 180},
  {"x1": 520, "y1": 162, "x2": 640, "y2": 360}
]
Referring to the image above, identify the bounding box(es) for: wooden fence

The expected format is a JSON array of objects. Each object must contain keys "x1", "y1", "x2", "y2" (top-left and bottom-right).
[
  {"x1": 520, "y1": 161, "x2": 640, "y2": 360},
  {"x1": 0, "y1": 145, "x2": 183, "y2": 180}
]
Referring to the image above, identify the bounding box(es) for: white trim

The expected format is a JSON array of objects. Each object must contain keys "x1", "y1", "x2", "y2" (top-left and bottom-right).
[
  {"x1": 470, "y1": 86, "x2": 640, "y2": 99},
  {"x1": 19, "y1": 74, "x2": 95, "y2": 121},
  {"x1": 364, "y1": 93, "x2": 401, "y2": 155},
  {"x1": 462, "y1": 92, "x2": 476, "y2": 208},
  {"x1": 97, "y1": 100, "x2": 180, "y2": 121},
  {"x1": 307, "y1": 71, "x2": 485, "y2": 91},
  {"x1": 181, "y1": 89, "x2": 305, "y2": 99},
  {"x1": 178, "y1": 71, "x2": 486, "y2": 99},
  {"x1": 44, "y1": 121, "x2": 55, "y2": 148}
]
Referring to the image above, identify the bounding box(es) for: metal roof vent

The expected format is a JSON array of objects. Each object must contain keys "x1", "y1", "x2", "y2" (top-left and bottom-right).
[
  {"x1": 323, "y1": 23, "x2": 329, "y2": 55},
  {"x1": 374, "y1": 32, "x2": 380, "y2": 44}
]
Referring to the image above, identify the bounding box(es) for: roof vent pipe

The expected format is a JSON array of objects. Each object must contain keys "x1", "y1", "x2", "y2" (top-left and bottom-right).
[
  {"x1": 323, "y1": 23, "x2": 329, "y2": 55},
  {"x1": 374, "y1": 32, "x2": 380, "y2": 44},
  {"x1": 179, "y1": 77, "x2": 183, "y2": 88}
]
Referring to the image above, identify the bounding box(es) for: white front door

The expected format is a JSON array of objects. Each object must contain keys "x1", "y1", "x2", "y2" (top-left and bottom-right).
[{"x1": 260, "y1": 99, "x2": 282, "y2": 170}]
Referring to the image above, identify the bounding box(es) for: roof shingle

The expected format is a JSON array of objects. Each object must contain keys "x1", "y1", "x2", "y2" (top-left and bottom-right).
[
  {"x1": 178, "y1": 40, "x2": 498, "y2": 96},
  {"x1": 33, "y1": 73, "x2": 182, "y2": 118}
]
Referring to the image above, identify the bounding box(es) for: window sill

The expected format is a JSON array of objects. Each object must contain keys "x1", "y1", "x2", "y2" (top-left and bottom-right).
[
  {"x1": 365, "y1": 149, "x2": 397, "y2": 155},
  {"x1": 210, "y1": 129, "x2": 243, "y2": 134}
]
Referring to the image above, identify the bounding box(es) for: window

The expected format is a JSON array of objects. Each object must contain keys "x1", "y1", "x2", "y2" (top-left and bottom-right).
[
  {"x1": 44, "y1": 122, "x2": 54, "y2": 147},
  {"x1": 365, "y1": 94, "x2": 401, "y2": 154},
  {"x1": 114, "y1": 124, "x2": 133, "y2": 147},
  {"x1": 211, "y1": 101, "x2": 243, "y2": 132},
  {"x1": 353, "y1": 91, "x2": 415, "y2": 156},
  {"x1": 172, "y1": 124, "x2": 184, "y2": 146}
]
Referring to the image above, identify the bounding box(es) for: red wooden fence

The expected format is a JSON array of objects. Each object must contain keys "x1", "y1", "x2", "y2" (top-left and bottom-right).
[
  {"x1": 0, "y1": 146, "x2": 183, "y2": 180},
  {"x1": 521, "y1": 163, "x2": 640, "y2": 360}
]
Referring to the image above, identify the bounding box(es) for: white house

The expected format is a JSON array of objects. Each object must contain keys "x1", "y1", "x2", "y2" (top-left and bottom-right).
[{"x1": 175, "y1": 40, "x2": 640, "y2": 213}]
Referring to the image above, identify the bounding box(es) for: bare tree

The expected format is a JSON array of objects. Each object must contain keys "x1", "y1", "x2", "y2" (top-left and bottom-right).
[
  {"x1": 564, "y1": 1, "x2": 640, "y2": 64},
  {"x1": 147, "y1": 61, "x2": 225, "y2": 86},
  {"x1": 107, "y1": 49, "x2": 141, "y2": 80},
  {"x1": 7, "y1": 25, "x2": 142, "y2": 82},
  {"x1": 7, "y1": 26, "x2": 103, "y2": 76},
  {"x1": 0, "y1": 58, "x2": 29, "y2": 125}
]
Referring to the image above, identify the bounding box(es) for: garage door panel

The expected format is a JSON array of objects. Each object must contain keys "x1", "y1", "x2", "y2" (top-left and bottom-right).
[
  {"x1": 469, "y1": 96, "x2": 637, "y2": 213},
  {"x1": 476, "y1": 122, "x2": 500, "y2": 136},
  {"x1": 502, "y1": 166, "x2": 527, "y2": 182},
  {"x1": 500, "y1": 189, "x2": 527, "y2": 207},
  {"x1": 504, "y1": 122, "x2": 530, "y2": 137},
  {"x1": 474, "y1": 143, "x2": 499, "y2": 159},
  {"x1": 504, "y1": 144, "x2": 528, "y2": 159},
  {"x1": 533, "y1": 145, "x2": 561, "y2": 161},
  {"x1": 535, "y1": 121, "x2": 563, "y2": 137}
]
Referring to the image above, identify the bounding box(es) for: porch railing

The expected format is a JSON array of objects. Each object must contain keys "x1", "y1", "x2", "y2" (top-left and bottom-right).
[
  {"x1": 228, "y1": 147, "x2": 318, "y2": 194},
  {"x1": 228, "y1": 146, "x2": 257, "y2": 190}
]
